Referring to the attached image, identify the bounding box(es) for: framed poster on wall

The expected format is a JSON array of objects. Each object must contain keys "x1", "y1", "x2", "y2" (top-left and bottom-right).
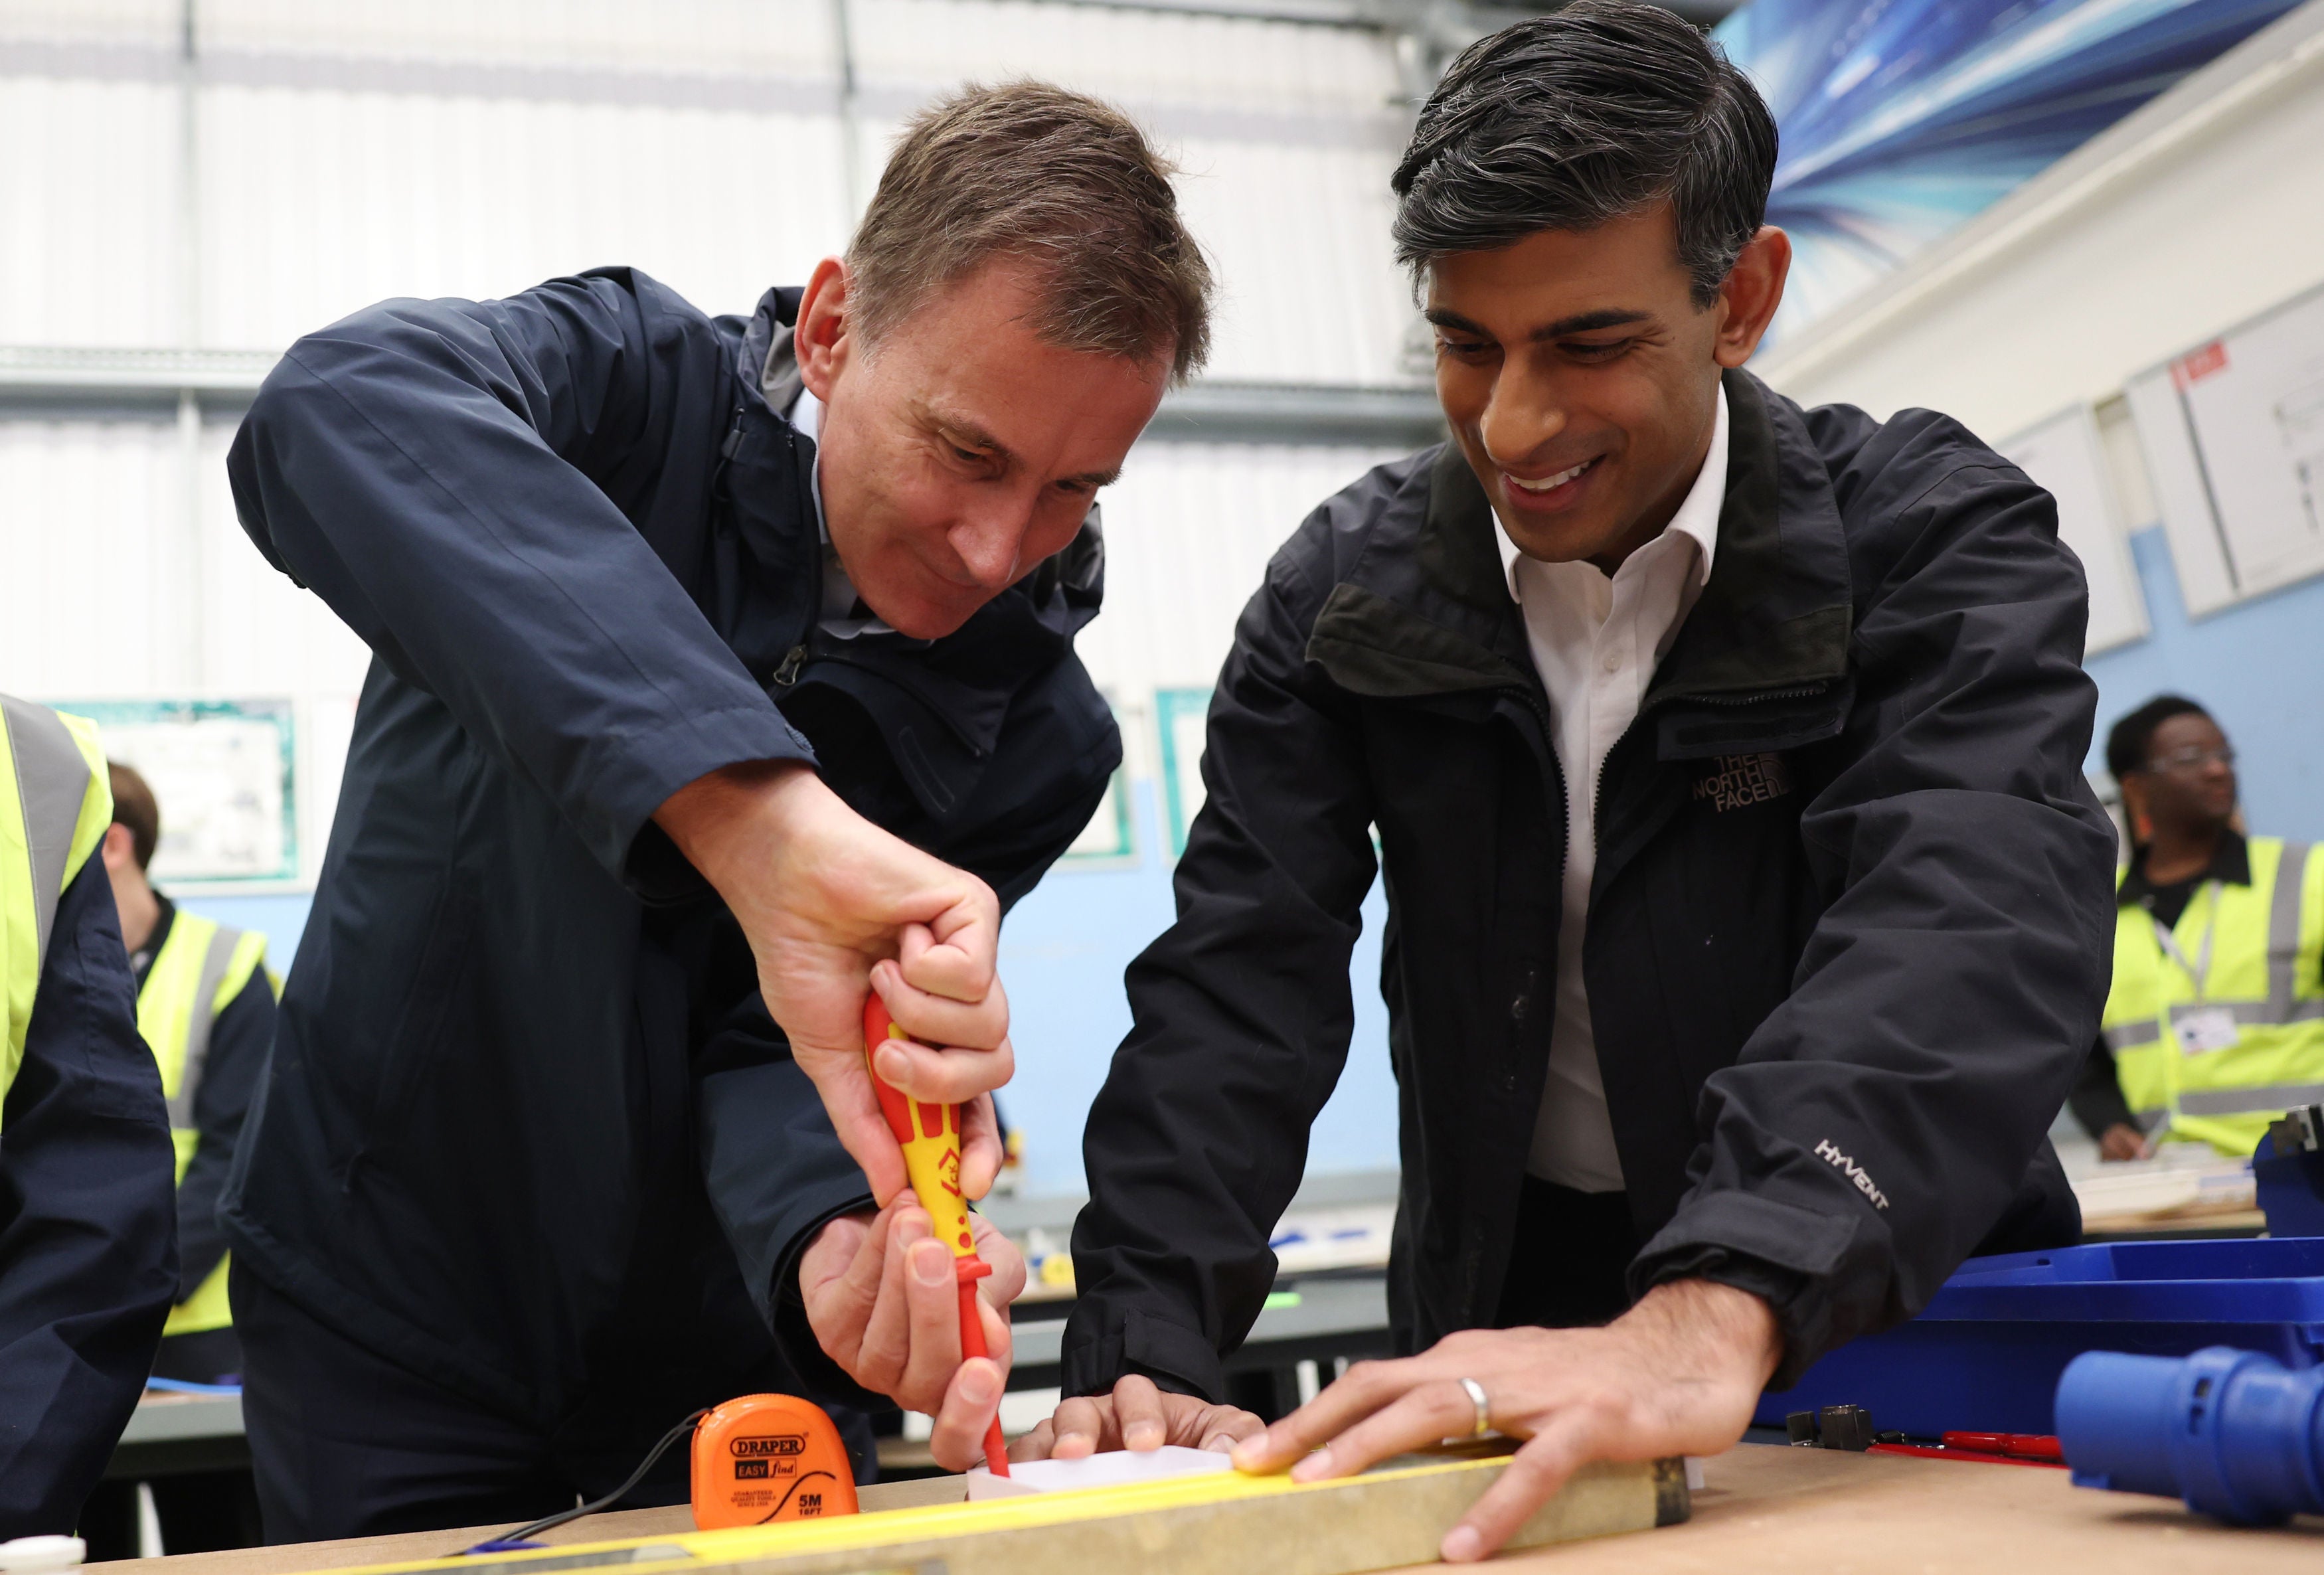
[
  {"x1": 1998, "y1": 404, "x2": 2147, "y2": 655},
  {"x1": 1060, "y1": 766, "x2": 1136, "y2": 865},
  {"x1": 51, "y1": 698, "x2": 297, "y2": 890},
  {"x1": 1056, "y1": 695, "x2": 1137, "y2": 867},
  {"x1": 1154, "y1": 687, "x2": 1212, "y2": 859}
]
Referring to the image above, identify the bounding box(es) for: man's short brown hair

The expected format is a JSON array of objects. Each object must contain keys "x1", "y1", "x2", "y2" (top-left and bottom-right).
[
  {"x1": 847, "y1": 81, "x2": 1213, "y2": 382},
  {"x1": 109, "y1": 762, "x2": 159, "y2": 871}
]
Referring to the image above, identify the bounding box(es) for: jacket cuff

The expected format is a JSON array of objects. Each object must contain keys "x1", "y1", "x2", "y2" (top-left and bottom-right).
[
  {"x1": 697, "y1": 1059, "x2": 879, "y2": 1406},
  {"x1": 1628, "y1": 1189, "x2": 1870, "y2": 1390},
  {"x1": 608, "y1": 702, "x2": 819, "y2": 903},
  {"x1": 1060, "y1": 1305, "x2": 1220, "y2": 1402},
  {"x1": 765, "y1": 1193, "x2": 885, "y2": 1413}
]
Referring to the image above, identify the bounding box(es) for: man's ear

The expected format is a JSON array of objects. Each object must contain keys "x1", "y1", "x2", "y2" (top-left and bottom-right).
[
  {"x1": 2121, "y1": 777, "x2": 2153, "y2": 847},
  {"x1": 1712, "y1": 226, "x2": 1791, "y2": 369},
  {"x1": 100, "y1": 821, "x2": 134, "y2": 872},
  {"x1": 795, "y1": 255, "x2": 853, "y2": 403}
]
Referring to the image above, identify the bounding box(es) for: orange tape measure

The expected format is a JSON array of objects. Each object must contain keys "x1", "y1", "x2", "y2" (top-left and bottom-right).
[{"x1": 689, "y1": 1394, "x2": 859, "y2": 1529}]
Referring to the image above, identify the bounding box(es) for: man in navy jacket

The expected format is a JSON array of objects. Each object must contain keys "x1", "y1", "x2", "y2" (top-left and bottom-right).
[{"x1": 220, "y1": 83, "x2": 1212, "y2": 1538}]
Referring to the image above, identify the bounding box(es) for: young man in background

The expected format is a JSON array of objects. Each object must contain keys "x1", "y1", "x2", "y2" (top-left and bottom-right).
[
  {"x1": 1035, "y1": 5, "x2": 2112, "y2": 1558},
  {"x1": 100, "y1": 762, "x2": 276, "y2": 1384},
  {"x1": 2074, "y1": 696, "x2": 2324, "y2": 1159}
]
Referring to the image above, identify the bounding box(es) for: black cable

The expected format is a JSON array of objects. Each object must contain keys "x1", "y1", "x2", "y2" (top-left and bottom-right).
[
  {"x1": 757, "y1": 1470, "x2": 841, "y2": 1525},
  {"x1": 456, "y1": 1408, "x2": 710, "y2": 1556}
]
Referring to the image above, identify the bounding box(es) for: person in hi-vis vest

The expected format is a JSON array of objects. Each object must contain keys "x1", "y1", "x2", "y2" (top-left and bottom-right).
[
  {"x1": 102, "y1": 762, "x2": 278, "y2": 1383},
  {"x1": 2072, "y1": 696, "x2": 2324, "y2": 1159},
  {"x1": 0, "y1": 697, "x2": 177, "y2": 1537}
]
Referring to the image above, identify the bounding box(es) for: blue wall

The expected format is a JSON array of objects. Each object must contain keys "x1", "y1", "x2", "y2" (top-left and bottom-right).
[
  {"x1": 2084, "y1": 529, "x2": 2324, "y2": 840},
  {"x1": 183, "y1": 521, "x2": 2324, "y2": 1200}
]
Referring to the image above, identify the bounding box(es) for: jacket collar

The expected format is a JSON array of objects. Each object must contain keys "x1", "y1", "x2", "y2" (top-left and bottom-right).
[
  {"x1": 738, "y1": 286, "x2": 806, "y2": 417},
  {"x1": 2121, "y1": 829, "x2": 2252, "y2": 906},
  {"x1": 132, "y1": 891, "x2": 177, "y2": 987},
  {"x1": 1309, "y1": 369, "x2": 1853, "y2": 732}
]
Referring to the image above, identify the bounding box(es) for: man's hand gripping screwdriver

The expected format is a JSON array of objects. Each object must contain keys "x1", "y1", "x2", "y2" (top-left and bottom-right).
[{"x1": 863, "y1": 997, "x2": 1011, "y2": 1477}]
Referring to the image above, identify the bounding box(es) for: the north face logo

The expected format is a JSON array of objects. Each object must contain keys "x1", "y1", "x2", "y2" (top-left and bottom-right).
[{"x1": 1693, "y1": 752, "x2": 1794, "y2": 812}]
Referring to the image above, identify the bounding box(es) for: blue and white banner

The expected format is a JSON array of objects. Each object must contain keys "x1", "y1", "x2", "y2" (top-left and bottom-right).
[{"x1": 1717, "y1": 0, "x2": 2304, "y2": 342}]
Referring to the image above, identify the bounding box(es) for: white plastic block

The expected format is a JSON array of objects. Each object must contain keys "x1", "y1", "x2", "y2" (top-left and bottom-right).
[{"x1": 964, "y1": 1446, "x2": 1238, "y2": 1500}]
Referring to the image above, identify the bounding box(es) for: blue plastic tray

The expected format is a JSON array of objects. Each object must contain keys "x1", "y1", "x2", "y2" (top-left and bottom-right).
[{"x1": 1754, "y1": 1237, "x2": 2324, "y2": 1438}]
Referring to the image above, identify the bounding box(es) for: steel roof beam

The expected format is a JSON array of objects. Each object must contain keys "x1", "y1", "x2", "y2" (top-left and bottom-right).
[{"x1": 0, "y1": 347, "x2": 1446, "y2": 446}]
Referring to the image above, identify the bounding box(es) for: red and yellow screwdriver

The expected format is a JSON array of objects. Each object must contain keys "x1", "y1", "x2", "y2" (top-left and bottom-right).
[{"x1": 863, "y1": 997, "x2": 1010, "y2": 1477}]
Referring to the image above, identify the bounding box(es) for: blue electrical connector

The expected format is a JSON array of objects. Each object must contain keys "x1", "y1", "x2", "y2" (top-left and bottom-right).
[{"x1": 2055, "y1": 1346, "x2": 2324, "y2": 1525}]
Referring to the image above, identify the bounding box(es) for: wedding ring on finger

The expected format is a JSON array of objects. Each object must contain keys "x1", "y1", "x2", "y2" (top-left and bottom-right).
[{"x1": 1452, "y1": 1377, "x2": 1491, "y2": 1442}]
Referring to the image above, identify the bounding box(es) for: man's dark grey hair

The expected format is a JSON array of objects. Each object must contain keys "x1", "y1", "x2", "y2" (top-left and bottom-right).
[
  {"x1": 1391, "y1": 0, "x2": 1778, "y2": 307},
  {"x1": 849, "y1": 81, "x2": 1212, "y2": 382}
]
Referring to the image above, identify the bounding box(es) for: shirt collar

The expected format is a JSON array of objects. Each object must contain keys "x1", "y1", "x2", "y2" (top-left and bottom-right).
[
  {"x1": 788, "y1": 385, "x2": 829, "y2": 544},
  {"x1": 788, "y1": 386, "x2": 899, "y2": 638},
  {"x1": 1492, "y1": 382, "x2": 1728, "y2": 600},
  {"x1": 2120, "y1": 828, "x2": 2252, "y2": 906}
]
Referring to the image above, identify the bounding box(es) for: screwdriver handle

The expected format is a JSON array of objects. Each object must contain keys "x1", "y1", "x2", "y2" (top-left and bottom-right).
[{"x1": 863, "y1": 997, "x2": 1010, "y2": 1477}]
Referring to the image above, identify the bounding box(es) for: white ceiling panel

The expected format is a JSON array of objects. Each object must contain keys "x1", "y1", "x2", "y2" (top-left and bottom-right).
[
  {"x1": 197, "y1": 0, "x2": 839, "y2": 80},
  {"x1": 0, "y1": 0, "x2": 176, "y2": 47},
  {"x1": 0, "y1": 76, "x2": 182, "y2": 344},
  {"x1": 851, "y1": 0, "x2": 1400, "y2": 114},
  {"x1": 0, "y1": 417, "x2": 185, "y2": 693},
  {"x1": 198, "y1": 86, "x2": 850, "y2": 347}
]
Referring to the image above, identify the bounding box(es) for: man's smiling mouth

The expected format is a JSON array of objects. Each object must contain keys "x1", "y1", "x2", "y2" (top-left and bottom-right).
[{"x1": 1507, "y1": 456, "x2": 1601, "y2": 492}]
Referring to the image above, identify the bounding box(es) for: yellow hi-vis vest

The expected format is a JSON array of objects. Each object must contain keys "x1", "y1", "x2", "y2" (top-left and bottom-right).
[
  {"x1": 2101, "y1": 835, "x2": 2324, "y2": 1157},
  {"x1": 1, "y1": 697, "x2": 112, "y2": 1120},
  {"x1": 140, "y1": 910, "x2": 270, "y2": 1336}
]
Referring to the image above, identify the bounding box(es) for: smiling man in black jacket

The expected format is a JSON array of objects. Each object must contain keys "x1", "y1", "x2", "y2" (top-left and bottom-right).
[{"x1": 1031, "y1": 5, "x2": 2112, "y2": 1558}]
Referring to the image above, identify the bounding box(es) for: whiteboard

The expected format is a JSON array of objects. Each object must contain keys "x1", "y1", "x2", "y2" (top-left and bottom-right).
[
  {"x1": 2125, "y1": 281, "x2": 2324, "y2": 614},
  {"x1": 1999, "y1": 404, "x2": 2147, "y2": 655},
  {"x1": 2124, "y1": 365, "x2": 2236, "y2": 616}
]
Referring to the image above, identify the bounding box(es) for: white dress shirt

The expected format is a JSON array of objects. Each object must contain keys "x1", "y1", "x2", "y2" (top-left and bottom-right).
[{"x1": 1493, "y1": 388, "x2": 1729, "y2": 1193}]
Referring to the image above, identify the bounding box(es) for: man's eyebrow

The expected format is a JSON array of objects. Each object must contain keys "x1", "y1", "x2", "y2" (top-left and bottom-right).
[
  {"x1": 926, "y1": 409, "x2": 1017, "y2": 466},
  {"x1": 1424, "y1": 307, "x2": 1491, "y2": 337},
  {"x1": 924, "y1": 406, "x2": 1118, "y2": 488},
  {"x1": 1422, "y1": 306, "x2": 1655, "y2": 341},
  {"x1": 1530, "y1": 308, "x2": 1653, "y2": 341}
]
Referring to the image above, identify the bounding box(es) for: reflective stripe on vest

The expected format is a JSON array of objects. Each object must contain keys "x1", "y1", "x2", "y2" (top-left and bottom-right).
[
  {"x1": 2105, "y1": 994, "x2": 2324, "y2": 1052},
  {"x1": 1, "y1": 697, "x2": 112, "y2": 1118},
  {"x1": 141, "y1": 913, "x2": 266, "y2": 1135},
  {"x1": 2269, "y1": 841, "x2": 2311, "y2": 1023},
  {"x1": 2175, "y1": 1082, "x2": 2324, "y2": 1118},
  {"x1": 139, "y1": 910, "x2": 267, "y2": 1337}
]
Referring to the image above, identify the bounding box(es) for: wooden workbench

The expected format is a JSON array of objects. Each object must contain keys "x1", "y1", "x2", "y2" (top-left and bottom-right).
[{"x1": 114, "y1": 1444, "x2": 2323, "y2": 1574}]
